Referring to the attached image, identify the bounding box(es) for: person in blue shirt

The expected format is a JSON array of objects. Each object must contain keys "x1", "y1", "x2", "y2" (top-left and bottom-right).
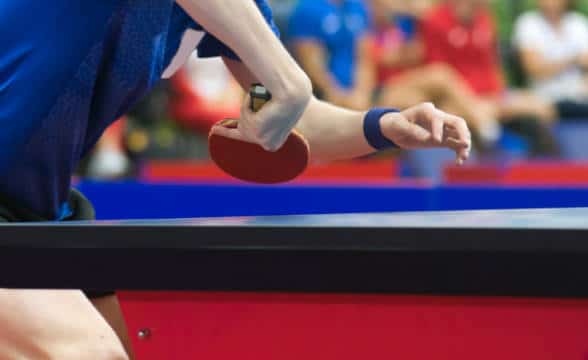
[
  {"x1": 0, "y1": 0, "x2": 471, "y2": 358},
  {"x1": 288, "y1": 0, "x2": 375, "y2": 110}
]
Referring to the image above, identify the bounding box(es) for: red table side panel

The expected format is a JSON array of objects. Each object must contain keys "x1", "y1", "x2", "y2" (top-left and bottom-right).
[
  {"x1": 141, "y1": 160, "x2": 398, "y2": 183},
  {"x1": 118, "y1": 292, "x2": 588, "y2": 360},
  {"x1": 504, "y1": 162, "x2": 588, "y2": 186},
  {"x1": 444, "y1": 161, "x2": 588, "y2": 186},
  {"x1": 443, "y1": 164, "x2": 505, "y2": 184}
]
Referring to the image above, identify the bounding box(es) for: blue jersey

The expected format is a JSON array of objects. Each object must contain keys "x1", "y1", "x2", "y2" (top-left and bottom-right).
[
  {"x1": 0, "y1": 0, "x2": 278, "y2": 219},
  {"x1": 288, "y1": 0, "x2": 370, "y2": 89}
]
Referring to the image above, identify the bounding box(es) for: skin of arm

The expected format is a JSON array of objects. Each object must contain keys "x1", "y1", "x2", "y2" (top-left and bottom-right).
[
  {"x1": 177, "y1": 0, "x2": 312, "y2": 151},
  {"x1": 519, "y1": 49, "x2": 577, "y2": 80},
  {"x1": 577, "y1": 51, "x2": 588, "y2": 69},
  {"x1": 293, "y1": 36, "x2": 375, "y2": 110},
  {"x1": 377, "y1": 39, "x2": 424, "y2": 68},
  {"x1": 224, "y1": 58, "x2": 470, "y2": 163},
  {"x1": 348, "y1": 36, "x2": 377, "y2": 109},
  {"x1": 292, "y1": 40, "x2": 348, "y2": 104},
  {"x1": 182, "y1": 0, "x2": 470, "y2": 162},
  {"x1": 176, "y1": 0, "x2": 310, "y2": 102}
]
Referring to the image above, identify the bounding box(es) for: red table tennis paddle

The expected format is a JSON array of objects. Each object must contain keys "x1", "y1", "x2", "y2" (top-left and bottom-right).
[{"x1": 209, "y1": 84, "x2": 310, "y2": 184}]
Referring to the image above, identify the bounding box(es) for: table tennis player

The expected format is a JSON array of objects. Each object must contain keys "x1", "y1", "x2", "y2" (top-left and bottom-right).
[{"x1": 0, "y1": 1, "x2": 471, "y2": 359}]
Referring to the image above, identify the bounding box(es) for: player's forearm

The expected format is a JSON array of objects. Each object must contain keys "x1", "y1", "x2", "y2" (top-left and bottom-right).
[
  {"x1": 296, "y1": 97, "x2": 375, "y2": 161},
  {"x1": 177, "y1": 0, "x2": 311, "y2": 104}
]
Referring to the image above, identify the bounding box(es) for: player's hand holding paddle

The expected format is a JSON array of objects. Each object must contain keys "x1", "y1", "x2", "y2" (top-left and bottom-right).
[
  {"x1": 380, "y1": 103, "x2": 471, "y2": 165},
  {"x1": 210, "y1": 84, "x2": 309, "y2": 152},
  {"x1": 209, "y1": 85, "x2": 311, "y2": 184}
]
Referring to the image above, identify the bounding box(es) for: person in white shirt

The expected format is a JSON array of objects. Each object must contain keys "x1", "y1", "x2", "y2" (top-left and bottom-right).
[{"x1": 513, "y1": 0, "x2": 588, "y2": 119}]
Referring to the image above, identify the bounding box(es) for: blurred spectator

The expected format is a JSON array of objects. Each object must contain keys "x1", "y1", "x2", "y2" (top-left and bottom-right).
[
  {"x1": 422, "y1": 0, "x2": 559, "y2": 155},
  {"x1": 169, "y1": 52, "x2": 242, "y2": 135},
  {"x1": 370, "y1": 0, "x2": 499, "y2": 145},
  {"x1": 288, "y1": 0, "x2": 375, "y2": 110},
  {"x1": 82, "y1": 119, "x2": 131, "y2": 179},
  {"x1": 513, "y1": 0, "x2": 588, "y2": 119}
]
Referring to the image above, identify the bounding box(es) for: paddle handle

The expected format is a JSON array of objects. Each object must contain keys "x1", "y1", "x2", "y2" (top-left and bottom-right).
[{"x1": 249, "y1": 84, "x2": 271, "y2": 112}]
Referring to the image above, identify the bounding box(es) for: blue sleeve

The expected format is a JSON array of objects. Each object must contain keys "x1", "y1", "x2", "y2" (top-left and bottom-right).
[
  {"x1": 179, "y1": 0, "x2": 280, "y2": 61},
  {"x1": 355, "y1": 1, "x2": 371, "y2": 35},
  {"x1": 287, "y1": 3, "x2": 324, "y2": 41}
]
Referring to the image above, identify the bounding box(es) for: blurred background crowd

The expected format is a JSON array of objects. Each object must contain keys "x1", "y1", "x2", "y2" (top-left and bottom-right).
[{"x1": 82, "y1": 0, "x2": 588, "y2": 182}]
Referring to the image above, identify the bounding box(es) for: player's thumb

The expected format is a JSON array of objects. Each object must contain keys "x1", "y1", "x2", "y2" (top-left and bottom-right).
[{"x1": 210, "y1": 125, "x2": 254, "y2": 144}]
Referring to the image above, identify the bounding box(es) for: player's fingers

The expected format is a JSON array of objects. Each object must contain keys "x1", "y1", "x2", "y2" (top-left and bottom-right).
[
  {"x1": 443, "y1": 128, "x2": 469, "y2": 148},
  {"x1": 429, "y1": 108, "x2": 445, "y2": 144},
  {"x1": 445, "y1": 138, "x2": 470, "y2": 164},
  {"x1": 443, "y1": 115, "x2": 471, "y2": 148},
  {"x1": 210, "y1": 125, "x2": 255, "y2": 144},
  {"x1": 415, "y1": 103, "x2": 442, "y2": 144},
  {"x1": 409, "y1": 122, "x2": 434, "y2": 144}
]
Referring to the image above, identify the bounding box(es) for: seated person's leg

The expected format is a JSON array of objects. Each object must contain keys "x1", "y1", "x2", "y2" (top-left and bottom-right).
[
  {"x1": 502, "y1": 116, "x2": 560, "y2": 157},
  {"x1": 377, "y1": 82, "x2": 428, "y2": 109},
  {"x1": 0, "y1": 289, "x2": 129, "y2": 360}
]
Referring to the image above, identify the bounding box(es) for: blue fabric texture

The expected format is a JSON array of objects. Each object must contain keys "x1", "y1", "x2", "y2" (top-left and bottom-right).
[
  {"x1": 0, "y1": 0, "x2": 278, "y2": 218},
  {"x1": 288, "y1": 0, "x2": 369, "y2": 89}
]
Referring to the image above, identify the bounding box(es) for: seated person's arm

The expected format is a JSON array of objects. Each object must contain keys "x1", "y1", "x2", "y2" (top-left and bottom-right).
[
  {"x1": 578, "y1": 51, "x2": 588, "y2": 70},
  {"x1": 292, "y1": 40, "x2": 345, "y2": 102},
  {"x1": 377, "y1": 37, "x2": 424, "y2": 68},
  {"x1": 576, "y1": 22, "x2": 588, "y2": 70},
  {"x1": 346, "y1": 2, "x2": 376, "y2": 109},
  {"x1": 518, "y1": 49, "x2": 576, "y2": 80},
  {"x1": 348, "y1": 36, "x2": 377, "y2": 109}
]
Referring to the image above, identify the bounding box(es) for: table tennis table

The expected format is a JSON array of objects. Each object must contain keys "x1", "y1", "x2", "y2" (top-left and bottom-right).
[
  {"x1": 3, "y1": 207, "x2": 588, "y2": 360},
  {"x1": 1, "y1": 207, "x2": 587, "y2": 297}
]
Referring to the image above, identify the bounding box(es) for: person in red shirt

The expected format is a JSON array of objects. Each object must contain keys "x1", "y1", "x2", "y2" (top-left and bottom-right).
[
  {"x1": 421, "y1": 0, "x2": 557, "y2": 131},
  {"x1": 371, "y1": 0, "x2": 498, "y2": 144}
]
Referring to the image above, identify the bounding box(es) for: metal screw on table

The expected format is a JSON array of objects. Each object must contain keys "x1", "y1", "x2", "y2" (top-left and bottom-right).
[{"x1": 137, "y1": 328, "x2": 151, "y2": 340}]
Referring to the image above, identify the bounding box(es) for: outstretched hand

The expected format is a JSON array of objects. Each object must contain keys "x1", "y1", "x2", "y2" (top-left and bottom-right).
[{"x1": 381, "y1": 103, "x2": 472, "y2": 164}]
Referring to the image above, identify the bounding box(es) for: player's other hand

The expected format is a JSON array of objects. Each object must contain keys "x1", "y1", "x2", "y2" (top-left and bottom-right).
[
  {"x1": 211, "y1": 79, "x2": 312, "y2": 152},
  {"x1": 381, "y1": 103, "x2": 472, "y2": 164}
]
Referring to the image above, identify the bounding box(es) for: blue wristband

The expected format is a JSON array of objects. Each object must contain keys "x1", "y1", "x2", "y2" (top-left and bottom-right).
[{"x1": 363, "y1": 108, "x2": 400, "y2": 150}]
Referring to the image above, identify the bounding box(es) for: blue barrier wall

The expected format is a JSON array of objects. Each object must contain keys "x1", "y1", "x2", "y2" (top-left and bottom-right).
[{"x1": 77, "y1": 181, "x2": 588, "y2": 219}]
